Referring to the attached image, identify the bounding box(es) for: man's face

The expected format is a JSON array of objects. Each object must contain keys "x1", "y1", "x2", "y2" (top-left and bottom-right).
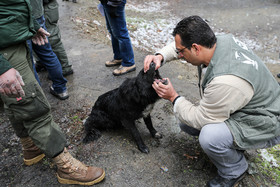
[{"x1": 175, "y1": 35, "x2": 201, "y2": 66}]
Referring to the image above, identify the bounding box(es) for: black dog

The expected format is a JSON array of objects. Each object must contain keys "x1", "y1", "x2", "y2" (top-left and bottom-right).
[{"x1": 83, "y1": 62, "x2": 166, "y2": 153}]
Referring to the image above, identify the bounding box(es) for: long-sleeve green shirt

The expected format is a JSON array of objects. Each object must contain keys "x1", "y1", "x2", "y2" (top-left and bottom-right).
[{"x1": 0, "y1": 0, "x2": 40, "y2": 75}]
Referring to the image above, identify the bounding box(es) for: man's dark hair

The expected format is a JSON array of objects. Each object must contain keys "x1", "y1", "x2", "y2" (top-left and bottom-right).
[{"x1": 172, "y1": 15, "x2": 217, "y2": 49}]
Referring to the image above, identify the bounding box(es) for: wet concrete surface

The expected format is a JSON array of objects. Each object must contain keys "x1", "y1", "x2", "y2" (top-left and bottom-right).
[{"x1": 1, "y1": 0, "x2": 280, "y2": 186}]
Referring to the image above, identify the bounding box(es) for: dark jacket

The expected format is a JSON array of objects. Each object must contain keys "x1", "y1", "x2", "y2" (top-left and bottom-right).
[{"x1": 0, "y1": 0, "x2": 40, "y2": 75}]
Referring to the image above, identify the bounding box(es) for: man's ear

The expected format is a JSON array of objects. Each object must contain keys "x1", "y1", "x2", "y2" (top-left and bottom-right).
[{"x1": 192, "y1": 43, "x2": 200, "y2": 55}]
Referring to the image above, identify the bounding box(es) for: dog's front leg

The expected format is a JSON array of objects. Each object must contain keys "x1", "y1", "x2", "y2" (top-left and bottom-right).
[
  {"x1": 121, "y1": 119, "x2": 149, "y2": 153},
  {"x1": 143, "y1": 114, "x2": 162, "y2": 139}
]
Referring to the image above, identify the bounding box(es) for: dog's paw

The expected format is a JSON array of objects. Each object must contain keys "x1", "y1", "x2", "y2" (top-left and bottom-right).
[
  {"x1": 138, "y1": 145, "x2": 149, "y2": 153},
  {"x1": 154, "y1": 132, "x2": 163, "y2": 139}
]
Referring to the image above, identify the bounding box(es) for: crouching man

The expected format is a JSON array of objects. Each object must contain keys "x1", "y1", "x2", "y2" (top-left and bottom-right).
[{"x1": 144, "y1": 15, "x2": 280, "y2": 187}]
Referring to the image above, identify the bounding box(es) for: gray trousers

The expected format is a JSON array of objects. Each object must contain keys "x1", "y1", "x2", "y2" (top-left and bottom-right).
[{"x1": 180, "y1": 122, "x2": 280, "y2": 179}]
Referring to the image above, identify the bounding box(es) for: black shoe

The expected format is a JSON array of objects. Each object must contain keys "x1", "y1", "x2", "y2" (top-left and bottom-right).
[
  {"x1": 206, "y1": 171, "x2": 246, "y2": 187},
  {"x1": 277, "y1": 73, "x2": 280, "y2": 78},
  {"x1": 50, "y1": 86, "x2": 69, "y2": 100},
  {"x1": 62, "y1": 69, "x2": 74, "y2": 77}
]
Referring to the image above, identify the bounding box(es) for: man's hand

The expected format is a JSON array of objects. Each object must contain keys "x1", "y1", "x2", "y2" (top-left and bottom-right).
[
  {"x1": 0, "y1": 68, "x2": 25, "y2": 97},
  {"x1": 32, "y1": 27, "x2": 50, "y2": 46},
  {"x1": 143, "y1": 54, "x2": 163, "y2": 73},
  {"x1": 152, "y1": 78, "x2": 179, "y2": 102}
]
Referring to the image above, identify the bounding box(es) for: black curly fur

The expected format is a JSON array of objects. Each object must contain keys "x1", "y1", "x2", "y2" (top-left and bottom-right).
[{"x1": 83, "y1": 62, "x2": 163, "y2": 153}]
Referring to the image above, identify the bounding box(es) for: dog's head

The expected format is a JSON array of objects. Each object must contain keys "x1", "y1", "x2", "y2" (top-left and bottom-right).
[
  {"x1": 137, "y1": 62, "x2": 163, "y2": 85},
  {"x1": 120, "y1": 62, "x2": 162, "y2": 103}
]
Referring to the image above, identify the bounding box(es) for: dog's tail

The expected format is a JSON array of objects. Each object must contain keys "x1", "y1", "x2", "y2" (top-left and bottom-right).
[
  {"x1": 83, "y1": 109, "x2": 120, "y2": 143},
  {"x1": 83, "y1": 129, "x2": 101, "y2": 143},
  {"x1": 82, "y1": 115, "x2": 103, "y2": 143}
]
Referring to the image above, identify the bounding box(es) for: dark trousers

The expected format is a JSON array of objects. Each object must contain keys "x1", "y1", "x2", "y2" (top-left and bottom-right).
[{"x1": 0, "y1": 43, "x2": 66, "y2": 158}]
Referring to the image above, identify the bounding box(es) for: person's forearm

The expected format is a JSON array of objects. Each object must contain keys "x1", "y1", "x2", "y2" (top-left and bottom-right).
[
  {"x1": 154, "y1": 54, "x2": 163, "y2": 62},
  {"x1": 171, "y1": 94, "x2": 180, "y2": 105},
  {"x1": 156, "y1": 41, "x2": 178, "y2": 64}
]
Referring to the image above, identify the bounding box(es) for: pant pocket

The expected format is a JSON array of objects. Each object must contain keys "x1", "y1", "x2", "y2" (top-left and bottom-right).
[
  {"x1": 44, "y1": 1, "x2": 59, "y2": 24},
  {"x1": 5, "y1": 82, "x2": 51, "y2": 121}
]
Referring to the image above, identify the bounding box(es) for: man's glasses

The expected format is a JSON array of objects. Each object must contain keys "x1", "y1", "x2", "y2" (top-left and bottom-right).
[{"x1": 175, "y1": 47, "x2": 187, "y2": 55}]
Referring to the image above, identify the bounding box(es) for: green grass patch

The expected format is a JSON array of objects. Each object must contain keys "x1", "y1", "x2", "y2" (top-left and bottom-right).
[{"x1": 254, "y1": 145, "x2": 280, "y2": 184}]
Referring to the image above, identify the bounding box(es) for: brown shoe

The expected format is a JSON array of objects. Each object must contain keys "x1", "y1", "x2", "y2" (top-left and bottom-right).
[
  {"x1": 105, "y1": 59, "x2": 122, "y2": 67},
  {"x1": 53, "y1": 148, "x2": 105, "y2": 185},
  {"x1": 113, "y1": 65, "x2": 136, "y2": 76},
  {"x1": 20, "y1": 137, "x2": 45, "y2": 166}
]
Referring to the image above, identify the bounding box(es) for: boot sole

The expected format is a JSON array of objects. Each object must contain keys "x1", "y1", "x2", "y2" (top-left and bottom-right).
[
  {"x1": 24, "y1": 153, "x2": 45, "y2": 166},
  {"x1": 50, "y1": 87, "x2": 69, "y2": 100},
  {"x1": 233, "y1": 170, "x2": 247, "y2": 187},
  {"x1": 113, "y1": 67, "x2": 136, "y2": 76},
  {"x1": 57, "y1": 170, "x2": 105, "y2": 185}
]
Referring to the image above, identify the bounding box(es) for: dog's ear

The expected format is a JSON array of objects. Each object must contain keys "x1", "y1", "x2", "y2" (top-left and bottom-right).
[
  {"x1": 136, "y1": 69, "x2": 145, "y2": 79},
  {"x1": 119, "y1": 79, "x2": 141, "y2": 103},
  {"x1": 130, "y1": 85, "x2": 141, "y2": 103}
]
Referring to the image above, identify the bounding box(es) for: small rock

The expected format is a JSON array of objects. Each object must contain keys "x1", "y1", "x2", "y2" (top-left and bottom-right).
[{"x1": 161, "y1": 166, "x2": 168, "y2": 172}]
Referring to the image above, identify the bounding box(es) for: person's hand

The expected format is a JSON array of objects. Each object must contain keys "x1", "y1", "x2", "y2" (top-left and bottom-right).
[
  {"x1": 0, "y1": 68, "x2": 25, "y2": 97},
  {"x1": 152, "y1": 78, "x2": 179, "y2": 102},
  {"x1": 32, "y1": 27, "x2": 50, "y2": 46},
  {"x1": 143, "y1": 54, "x2": 163, "y2": 73}
]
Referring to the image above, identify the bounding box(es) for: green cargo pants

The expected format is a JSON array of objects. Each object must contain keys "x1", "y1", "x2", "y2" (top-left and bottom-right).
[
  {"x1": 0, "y1": 43, "x2": 66, "y2": 158},
  {"x1": 44, "y1": 0, "x2": 73, "y2": 74}
]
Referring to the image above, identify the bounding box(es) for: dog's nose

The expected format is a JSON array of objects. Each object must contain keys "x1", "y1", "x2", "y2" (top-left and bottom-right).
[{"x1": 150, "y1": 62, "x2": 155, "y2": 68}]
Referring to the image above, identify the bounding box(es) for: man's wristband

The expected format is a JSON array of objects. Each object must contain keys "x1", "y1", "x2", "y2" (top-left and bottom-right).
[{"x1": 172, "y1": 96, "x2": 181, "y2": 105}]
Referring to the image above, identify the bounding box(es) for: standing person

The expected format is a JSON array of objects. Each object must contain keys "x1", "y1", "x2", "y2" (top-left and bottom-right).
[
  {"x1": 0, "y1": 0, "x2": 105, "y2": 185},
  {"x1": 29, "y1": 0, "x2": 69, "y2": 100},
  {"x1": 35, "y1": 0, "x2": 74, "y2": 77},
  {"x1": 100, "y1": 0, "x2": 136, "y2": 76},
  {"x1": 144, "y1": 16, "x2": 280, "y2": 187}
]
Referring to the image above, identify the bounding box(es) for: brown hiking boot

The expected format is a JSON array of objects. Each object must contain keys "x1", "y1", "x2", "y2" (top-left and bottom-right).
[
  {"x1": 113, "y1": 65, "x2": 136, "y2": 76},
  {"x1": 20, "y1": 137, "x2": 45, "y2": 166},
  {"x1": 53, "y1": 148, "x2": 105, "y2": 185},
  {"x1": 105, "y1": 59, "x2": 122, "y2": 67}
]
